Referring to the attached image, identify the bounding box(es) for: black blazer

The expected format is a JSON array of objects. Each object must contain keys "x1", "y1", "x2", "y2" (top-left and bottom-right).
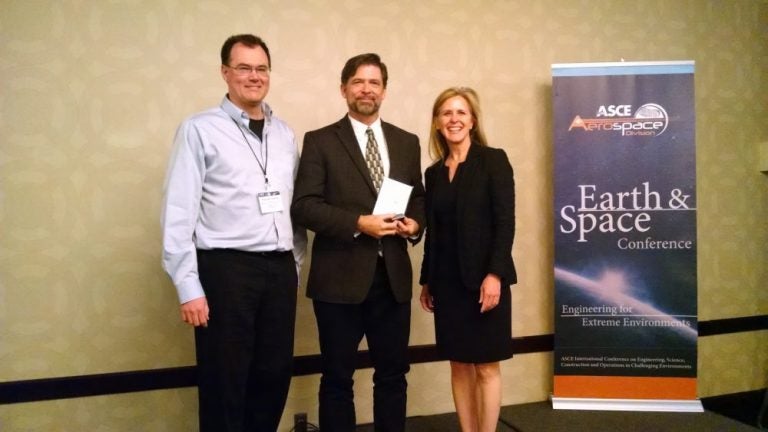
[
  {"x1": 291, "y1": 116, "x2": 426, "y2": 304},
  {"x1": 419, "y1": 143, "x2": 516, "y2": 290}
]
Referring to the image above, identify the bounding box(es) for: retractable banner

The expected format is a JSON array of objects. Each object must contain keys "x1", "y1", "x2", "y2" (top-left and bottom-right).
[{"x1": 551, "y1": 61, "x2": 701, "y2": 412}]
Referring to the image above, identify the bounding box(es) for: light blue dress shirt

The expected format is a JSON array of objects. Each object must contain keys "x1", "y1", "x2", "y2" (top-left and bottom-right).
[{"x1": 162, "y1": 96, "x2": 306, "y2": 303}]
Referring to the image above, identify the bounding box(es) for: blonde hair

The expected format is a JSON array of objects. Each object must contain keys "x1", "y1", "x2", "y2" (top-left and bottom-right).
[{"x1": 428, "y1": 87, "x2": 488, "y2": 161}]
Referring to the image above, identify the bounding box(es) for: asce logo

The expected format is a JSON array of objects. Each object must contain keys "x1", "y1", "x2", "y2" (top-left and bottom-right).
[{"x1": 568, "y1": 103, "x2": 669, "y2": 137}]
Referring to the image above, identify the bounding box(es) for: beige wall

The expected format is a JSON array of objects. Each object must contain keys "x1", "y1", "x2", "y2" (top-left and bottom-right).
[{"x1": 2, "y1": 0, "x2": 766, "y2": 430}]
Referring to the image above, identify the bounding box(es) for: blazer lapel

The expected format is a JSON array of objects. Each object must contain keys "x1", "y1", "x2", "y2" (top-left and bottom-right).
[
  {"x1": 456, "y1": 143, "x2": 481, "y2": 218},
  {"x1": 336, "y1": 116, "x2": 378, "y2": 195},
  {"x1": 382, "y1": 122, "x2": 404, "y2": 182}
]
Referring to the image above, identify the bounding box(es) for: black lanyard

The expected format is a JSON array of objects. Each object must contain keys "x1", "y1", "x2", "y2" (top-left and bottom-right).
[{"x1": 232, "y1": 118, "x2": 269, "y2": 186}]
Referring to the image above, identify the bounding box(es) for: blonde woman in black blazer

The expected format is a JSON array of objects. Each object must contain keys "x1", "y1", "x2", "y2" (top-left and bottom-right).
[{"x1": 419, "y1": 87, "x2": 516, "y2": 432}]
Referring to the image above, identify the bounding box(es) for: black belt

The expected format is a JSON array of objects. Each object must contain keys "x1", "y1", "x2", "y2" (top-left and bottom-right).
[
  {"x1": 201, "y1": 248, "x2": 292, "y2": 258},
  {"x1": 252, "y1": 250, "x2": 293, "y2": 258}
]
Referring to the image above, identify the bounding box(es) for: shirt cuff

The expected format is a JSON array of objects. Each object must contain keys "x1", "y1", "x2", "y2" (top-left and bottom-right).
[{"x1": 177, "y1": 278, "x2": 205, "y2": 304}]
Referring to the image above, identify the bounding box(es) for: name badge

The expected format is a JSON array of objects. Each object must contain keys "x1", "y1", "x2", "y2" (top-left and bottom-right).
[{"x1": 258, "y1": 191, "x2": 283, "y2": 214}]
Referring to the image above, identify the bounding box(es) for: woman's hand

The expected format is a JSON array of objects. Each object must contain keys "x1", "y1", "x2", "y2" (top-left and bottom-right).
[
  {"x1": 419, "y1": 284, "x2": 434, "y2": 312},
  {"x1": 479, "y1": 274, "x2": 501, "y2": 313}
]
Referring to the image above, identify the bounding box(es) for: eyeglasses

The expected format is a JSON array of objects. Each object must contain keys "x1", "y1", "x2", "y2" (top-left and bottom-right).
[{"x1": 226, "y1": 64, "x2": 270, "y2": 77}]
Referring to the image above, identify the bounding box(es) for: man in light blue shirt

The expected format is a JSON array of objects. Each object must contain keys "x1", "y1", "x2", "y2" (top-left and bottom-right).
[{"x1": 161, "y1": 34, "x2": 305, "y2": 432}]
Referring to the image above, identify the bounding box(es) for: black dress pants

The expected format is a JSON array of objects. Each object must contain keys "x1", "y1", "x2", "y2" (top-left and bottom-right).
[
  {"x1": 195, "y1": 249, "x2": 297, "y2": 432},
  {"x1": 313, "y1": 258, "x2": 411, "y2": 432}
]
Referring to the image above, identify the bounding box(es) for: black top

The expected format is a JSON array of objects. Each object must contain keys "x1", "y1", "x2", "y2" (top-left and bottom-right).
[{"x1": 249, "y1": 118, "x2": 265, "y2": 140}]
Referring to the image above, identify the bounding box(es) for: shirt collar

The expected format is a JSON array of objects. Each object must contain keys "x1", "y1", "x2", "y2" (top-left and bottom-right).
[
  {"x1": 348, "y1": 115, "x2": 382, "y2": 138},
  {"x1": 221, "y1": 95, "x2": 272, "y2": 127}
]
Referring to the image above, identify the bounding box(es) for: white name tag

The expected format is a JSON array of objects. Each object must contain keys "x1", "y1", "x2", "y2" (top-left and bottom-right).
[{"x1": 258, "y1": 191, "x2": 283, "y2": 214}]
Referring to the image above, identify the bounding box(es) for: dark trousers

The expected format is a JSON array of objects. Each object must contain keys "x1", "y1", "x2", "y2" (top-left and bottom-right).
[
  {"x1": 313, "y1": 259, "x2": 411, "y2": 432},
  {"x1": 195, "y1": 249, "x2": 298, "y2": 432}
]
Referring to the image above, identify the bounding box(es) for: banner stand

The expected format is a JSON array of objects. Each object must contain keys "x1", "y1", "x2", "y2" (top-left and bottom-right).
[
  {"x1": 551, "y1": 396, "x2": 703, "y2": 413},
  {"x1": 551, "y1": 61, "x2": 699, "y2": 413}
]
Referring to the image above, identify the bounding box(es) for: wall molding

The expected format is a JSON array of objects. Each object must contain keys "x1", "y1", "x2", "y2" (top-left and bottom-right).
[
  {"x1": 1, "y1": 315, "x2": 764, "y2": 405},
  {"x1": 697, "y1": 315, "x2": 768, "y2": 336}
]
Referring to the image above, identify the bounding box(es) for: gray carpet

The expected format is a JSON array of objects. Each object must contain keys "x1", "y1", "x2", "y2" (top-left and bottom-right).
[{"x1": 355, "y1": 401, "x2": 760, "y2": 431}]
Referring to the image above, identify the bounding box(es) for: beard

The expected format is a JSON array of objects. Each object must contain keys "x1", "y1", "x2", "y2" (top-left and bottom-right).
[{"x1": 348, "y1": 98, "x2": 380, "y2": 117}]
